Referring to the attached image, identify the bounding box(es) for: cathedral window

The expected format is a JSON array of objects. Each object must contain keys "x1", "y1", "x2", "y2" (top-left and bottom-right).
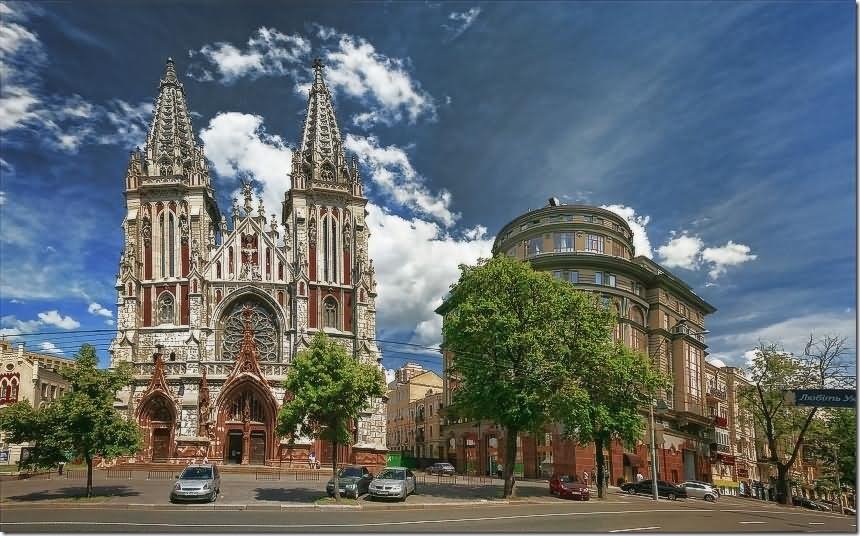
[
  {"x1": 323, "y1": 297, "x2": 338, "y2": 329},
  {"x1": 0, "y1": 380, "x2": 7, "y2": 398},
  {"x1": 168, "y1": 212, "x2": 175, "y2": 277},
  {"x1": 157, "y1": 292, "x2": 175, "y2": 325},
  {"x1": 216, "y1": 261, "x2": 222, "y2": 279},
  {"x1": 10, "y1": 379, "x2": 17, "y2": 399},
  {"x1": 160, "y1": 213, "x2": 166, "y2": 277},
  {"x1": 323, "y1": 215, "x2": 330, "y2": 281},
  {"x1": 220, "y1": 300, "x2": 279, "y2": 362},
  {"x1": 331, "y1": 217, "x2": 338, "y2": 281},
  {"x1": 229, "y1": 392, "x2": 264, "y2": 422}
]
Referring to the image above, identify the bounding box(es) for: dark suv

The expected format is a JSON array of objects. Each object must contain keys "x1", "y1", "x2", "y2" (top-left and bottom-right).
[
  {"x1": 427, "y1": 462, "x2": 456, "y2": 476},
  {"x1": 620, "y1": 479, "x2": 687, "y2": 500}
]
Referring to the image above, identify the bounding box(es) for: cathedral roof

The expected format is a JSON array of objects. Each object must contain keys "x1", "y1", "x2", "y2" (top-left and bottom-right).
[
  {"x1": 139, "y1": 58, "x2": 211, "y2": 186},
  {"x1": 294, "y1": 59, "x2": 361, "y2": 193}
]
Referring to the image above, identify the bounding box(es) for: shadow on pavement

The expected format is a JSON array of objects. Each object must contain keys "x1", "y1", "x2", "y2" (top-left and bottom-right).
[
  {"x1": 8, "y1": 485, "x2": 141, "y2": 502},
  {"x1": 253, "y1": 486, "x2": 325, "y2": 503}
]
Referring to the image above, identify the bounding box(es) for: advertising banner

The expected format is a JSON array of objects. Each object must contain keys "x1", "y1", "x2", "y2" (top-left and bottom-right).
[{"x1": 784, "y1": 389, "x2": 856, "y2": 408}]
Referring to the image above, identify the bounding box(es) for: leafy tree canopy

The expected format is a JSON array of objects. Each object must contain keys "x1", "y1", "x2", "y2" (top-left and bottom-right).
[{"x1": 0, "y1": 344, "x2": 141, "y2": 496}]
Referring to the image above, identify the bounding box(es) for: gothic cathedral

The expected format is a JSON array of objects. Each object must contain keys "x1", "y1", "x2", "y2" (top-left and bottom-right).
[{"x1": 109, "y1": 58, "x2": 387, "y2": 468}]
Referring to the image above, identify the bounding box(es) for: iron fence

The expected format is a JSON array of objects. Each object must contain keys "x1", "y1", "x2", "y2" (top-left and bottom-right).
[
  {"x1": 106, "y1": 469, "x2": 133, "y2": 479},
  {"x1": 147, "y1": 470, "x2": 175, "y2": 480}
]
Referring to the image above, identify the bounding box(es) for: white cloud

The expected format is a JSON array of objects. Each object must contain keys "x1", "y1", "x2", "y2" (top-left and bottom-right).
[
  {"x1": 443, "y1": 7, "x2": 482, "y2": 41},
  {"x1": 39, "y1": 341, "x2": 62, "y2": 354},
  {"x1": 600, "y1": 204, "x2": 653, "y2": 258},
  {"x1": 87, "y1": 302, "x2": 113, "y2": 319},
  {"x1": 190, "y1": 27, "x2": 310, "y2": 83},
  {"x1": 385, "y1": 368, "x2": 396, "y2": 385},
  {"x1": 701, "y1": 241, "x2": 757, "y2": 279},
  {"x1": 37, "y1": 310, "x2": 80, "y2": 330},
  {"x1": 0, "y1": 315, "x2": 41, "y2": 338},
  {"x1": 707, "y1": 310, "x2": 857, "y2": 368},
  {"x1": 367, "y1": 203, "x2": 494, "y2": 346},
  {"x1": 345, "y1": 134, "x2": 458, "y2": 227},
  {"x1": 316, "y1": 33, "x2": 436, "y2": 125},
  {"x1": 199, "y1": 112, "x2": 293, "y2": 216},
  {"x1": 706, "y1": 358, "x2": 726, "y2": 368},
  {"x1": 656, "y1": 233, "x2": 703, "y2": 270},
  {"x1": 105, "y1": 319, "x2": 115, "y2": 326},
  {"x1": 655, "y1": 233, "x2": 756, "y2": 280}
]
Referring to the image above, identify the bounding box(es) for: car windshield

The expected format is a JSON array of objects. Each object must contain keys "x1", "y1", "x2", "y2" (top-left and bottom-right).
[
  {"x1": 339, "y1": 467, "x2": 364, "y2": 478},
  {"x1": 180, "y1": 467, "x2": 212, "y2": 480},
  {"x1": 559, "y1": 475, "x2": 576, "y2": 483},
  {"x1": 377, "y1": 469, "x2": 406, "y2": 480}
]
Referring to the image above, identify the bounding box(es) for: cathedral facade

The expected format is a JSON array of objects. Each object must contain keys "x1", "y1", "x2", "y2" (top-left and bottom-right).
[{"x1": 109, "y1": 58, "x2": 387, "y2": 468}]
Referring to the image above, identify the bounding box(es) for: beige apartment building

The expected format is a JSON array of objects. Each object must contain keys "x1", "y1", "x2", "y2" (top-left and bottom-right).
[
  {"x1": 385, "y1": 364, "x2": 444, "y2": 462},
  {"x1": 703, "y1": 362, "x2": 761, "y2": 496},
  {"x1": 0, "y1": 340, "x2": 75, "y2": 463},
  {"x1": 439, "y1": 199, "x2": 721, "y2": 483}
]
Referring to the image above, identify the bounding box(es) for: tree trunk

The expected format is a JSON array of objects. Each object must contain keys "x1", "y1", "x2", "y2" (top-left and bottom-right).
[
  {"x1": 332, "y1": 441, "x2": 340, "y2": 501},
  {"x1": 502, "y1": 430, "x2": 518, "y2": 498},
  {"x1": 594, "y1": 436, "x2": 606, "y2": 499},
  {"x1": 85, "y1": 454, "x2": 93, "y2": 498},
  {"x1": 776, "y1": 463, "x2": 791, "y2": 505}
]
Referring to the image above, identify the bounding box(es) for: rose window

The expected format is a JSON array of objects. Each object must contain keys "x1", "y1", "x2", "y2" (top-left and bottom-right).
[{"x1": 221, "y1": 300, "x2": 279, "y2": 362}]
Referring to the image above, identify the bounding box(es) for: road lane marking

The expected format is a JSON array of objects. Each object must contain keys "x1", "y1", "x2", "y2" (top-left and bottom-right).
[
  {"x1": 609, "y1": 527, "x2": 660, "y2": 533},
  {"x1": 809, "y1": 522, "x2": 825, "y2": 525},
  {"x1": 739, "y1": 521, "x2": 767, "y2": 524},
  {"x1": 0, "y1": 508, "x2": 710, "y2": 529}
]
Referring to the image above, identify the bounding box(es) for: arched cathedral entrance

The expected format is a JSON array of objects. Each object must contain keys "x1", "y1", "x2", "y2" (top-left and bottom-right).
[
  {"x1": 138, "y1": 394, "x2": 176, "y2": 462},
  {"x1": 216, "y1": 381, "x2": 277, "y2": 465}
]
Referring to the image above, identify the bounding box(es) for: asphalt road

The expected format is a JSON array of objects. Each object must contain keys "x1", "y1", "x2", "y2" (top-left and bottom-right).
[{"x1": 2, "y1": 494, "x2": 855, "y2": 533}]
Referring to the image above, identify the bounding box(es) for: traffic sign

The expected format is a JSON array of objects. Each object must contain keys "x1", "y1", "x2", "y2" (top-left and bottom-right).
[{"x1": 783, "y1": 389, "x2": 856, "y2": 408}]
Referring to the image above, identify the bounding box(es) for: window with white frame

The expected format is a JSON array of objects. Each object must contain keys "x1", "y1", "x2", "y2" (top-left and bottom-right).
[
  {"x1": 554, "y1": 232, "x2": 574, "y2": 252},
  {"x1": 527, "y1": 237, "x2": 543, "y2": 256},
  {"x1": 586, "y1": 234, "x2": 604, "y2": 253},
  {"x1": 686, "y1": 344, "x2": 702, "y2": 399}
]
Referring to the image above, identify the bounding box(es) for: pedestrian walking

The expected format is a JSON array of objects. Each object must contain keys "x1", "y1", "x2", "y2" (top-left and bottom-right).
[
  {"x1": 308, "y1": 451, "x2": 318, "y2": 469},
  {"x1": 58, "y1": 461, "x2": 65, "y2": 476},
  {"x1": 636, "y1": 470, "x2": 644, "y2": 482},
  {"x1": 497, "y1": 463, "x2": 504, "y2": 479},
  {"x1": 583, "y1": 470, "x2": 590, "y2": 488}
]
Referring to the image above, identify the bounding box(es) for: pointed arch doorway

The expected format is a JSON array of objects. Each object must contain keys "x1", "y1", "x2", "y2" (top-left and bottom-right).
[{"x1": 217, "y1": 380, "x2": 277, "y2": 465}]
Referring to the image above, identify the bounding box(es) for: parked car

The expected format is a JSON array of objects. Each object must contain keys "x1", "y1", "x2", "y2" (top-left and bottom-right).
[
  {"x1": 686, "y1": 480, "x2": 720, "y2": 497},
  {"x1": 620, "y1": 479, "x2": 687, "y2": 500},
  {"x1": 680, "y1": 481, "x2": 718, "y2": 502},
  {"x1": 427, "y1": 462, "x2": 456, "y2": 476},
  {"x1": 170, "y1": 463, "x2": 221, "y2": 503},
  {"x1": 326, "y1": 465, "x2": 374, "y2": 499},
  {"x1": 549, "y1": 474, "x2": 590, "y2": 501},
  {"x1": 793, "y1": 496, "x2": 830, "y2": 511},
  {"x1": 369, "y1": 467, "x2": 417, "y2": 501}
]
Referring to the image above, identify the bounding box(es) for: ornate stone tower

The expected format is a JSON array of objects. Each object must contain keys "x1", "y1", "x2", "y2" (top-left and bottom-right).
[{"x1": 284, "y1": 59, "x2": 387, "y2": 463}]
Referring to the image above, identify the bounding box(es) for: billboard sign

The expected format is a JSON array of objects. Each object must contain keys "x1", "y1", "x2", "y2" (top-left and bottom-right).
[{"x1": 784, "y1": 389, "x2": 856, "y2": 408}]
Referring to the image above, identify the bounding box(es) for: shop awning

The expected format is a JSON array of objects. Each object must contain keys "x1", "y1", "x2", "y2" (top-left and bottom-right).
[{"x1": 624, "y1": 453, "x2": 644, "y2": 467}]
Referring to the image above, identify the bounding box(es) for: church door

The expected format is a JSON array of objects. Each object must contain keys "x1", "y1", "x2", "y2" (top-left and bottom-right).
[
  {"x1": 152, "y1": 429, "x2": 170, "y2": 462},
  {"x1": 250, "y1": 431, "x2": 266, "y2": 465},
  {"x1": 227, "y1": 431, "x2": 243, "y2": 464}
]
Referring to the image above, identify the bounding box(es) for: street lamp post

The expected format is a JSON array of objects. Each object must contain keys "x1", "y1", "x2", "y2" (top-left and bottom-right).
[{"x1": 649, "y1": 398, "x2": 669, "y2": 501}]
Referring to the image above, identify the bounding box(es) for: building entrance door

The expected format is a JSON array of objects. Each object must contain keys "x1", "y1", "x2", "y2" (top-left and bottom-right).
[
  {"x1": 227, "y1": 431, "x2": 243, "y2": 464},
  {"x1": 250, "y1": 431, "x2": 266, "y2": 465},
  {"x1": 151, "y1": 429, "x2": 170, "y2": 462},
  {"x1": 684, "y1": 450, "x2": 696, "y2": 481}
]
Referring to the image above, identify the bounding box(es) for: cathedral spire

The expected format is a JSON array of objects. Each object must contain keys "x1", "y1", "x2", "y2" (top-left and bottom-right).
[
  {"x1": 295, "y1": 58, "x2": 353, "y2": 187},
  {"x1": 138, "y1": 57, "x2": 210, "y2": 186}
]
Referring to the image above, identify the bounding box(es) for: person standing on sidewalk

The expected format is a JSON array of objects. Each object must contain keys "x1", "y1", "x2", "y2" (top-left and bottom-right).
[
  {"x1": 636, "y1": 470, "x2": 644, "y2": 483},
  {"x1": 583, "y1": 470, "x2": 590, "y2": 488}
]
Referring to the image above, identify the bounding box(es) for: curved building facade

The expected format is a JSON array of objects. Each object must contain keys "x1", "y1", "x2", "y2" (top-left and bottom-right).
[{"x1": 440, "y1": 199, "x2": 722, "y2": 485}]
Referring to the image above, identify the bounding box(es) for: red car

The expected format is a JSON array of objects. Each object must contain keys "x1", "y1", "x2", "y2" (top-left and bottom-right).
[{"x1": 550, "y1": 474, "x2": 590, "y2": 500}]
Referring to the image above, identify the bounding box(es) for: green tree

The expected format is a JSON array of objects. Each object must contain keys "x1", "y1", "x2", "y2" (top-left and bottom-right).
[
  {"x1": 806, "y1": 407, "x2": 856, "y2": 506},
  {"x1": 738, "y1": 335, "x2": 851, "y2": 504},
  {"x1": 571, "y1": 341, "x2": 669, "y2": 499},
  {"x1": 276, "y1": 332, "x2": 385, "y2": 501},
  {"x1": 441, "y1": 254, "x2": 620, "y2": 498},
  {"x1": 0, "y1": 344, "x2": 141, "y2": 497}
]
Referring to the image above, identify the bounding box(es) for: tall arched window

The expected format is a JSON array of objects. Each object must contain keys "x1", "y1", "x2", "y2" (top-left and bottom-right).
[
  {"x1": 157, "y1": 293, "x2": 175, "y2": 325},
  {"x1": 10, "y1": 379, "x2": 18, "y2": 399},
  {"x1": 0, "y1": 380, "x2": 7, "y2": 398},
  {"x1": 330, "y1": 216, "x2": 338, "y2": 282},
  {"x1": 168, "y1": 212, "x2": 175, "y2": 277},
  {"x1": 322, "y1": 214, "x2": 330, "y2": 281},
  {"x1": 159, "y1": 212, "x2": 166, "y2": 277},
  {"x1": 323, "y1": 297, "x2": 338, "y2": 329}
]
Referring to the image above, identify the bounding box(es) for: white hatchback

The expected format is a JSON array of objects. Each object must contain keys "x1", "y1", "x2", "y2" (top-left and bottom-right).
[{"x1": 680, "y1": 481, "x2": 718, "y2": 502}]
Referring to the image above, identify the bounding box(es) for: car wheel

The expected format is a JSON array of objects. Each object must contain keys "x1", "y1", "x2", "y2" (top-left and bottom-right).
[
  {"x1": 667, "y1": 493, "x2": 676, "y2": 501},
  {"x1": 210, "y1": 491, "x2": 217, "y2": 503},
  {"x1": 705, "y1": 494, "x2": 715, "y2": 502},
  {"x1": 626, "y1": 488, "x2": 635, "y2": 494}
]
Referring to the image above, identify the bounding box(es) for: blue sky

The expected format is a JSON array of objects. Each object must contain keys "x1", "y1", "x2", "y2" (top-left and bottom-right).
[{"x1": 0, "y1": 1, "x2": 855, "y2": 373}]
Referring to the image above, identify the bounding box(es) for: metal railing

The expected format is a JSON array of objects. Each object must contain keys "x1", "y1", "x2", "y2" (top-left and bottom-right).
[
  {"x1": 106, "y1": 469, "x2": 133, "y2": 479},
  {"x1": 671, "y1": 323, "x2": 706, "y2": 342},
  {"x1": 64, "y1": 469, "x2": 86, "y2": 479},
  {"x1": 147, "y1": 470, "x2": 175, "y2": 480}
]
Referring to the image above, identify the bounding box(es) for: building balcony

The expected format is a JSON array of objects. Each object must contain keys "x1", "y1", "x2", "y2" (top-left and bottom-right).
[
  {"x1": 714, "y1": 415, "x2": 728, "y2": 428},
  {"x1": 671, "y1": 323, "x2": 706, "y2": 343},
  {"x1": 706, "y1": 387, "x2": 727, "y2": 401}
]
